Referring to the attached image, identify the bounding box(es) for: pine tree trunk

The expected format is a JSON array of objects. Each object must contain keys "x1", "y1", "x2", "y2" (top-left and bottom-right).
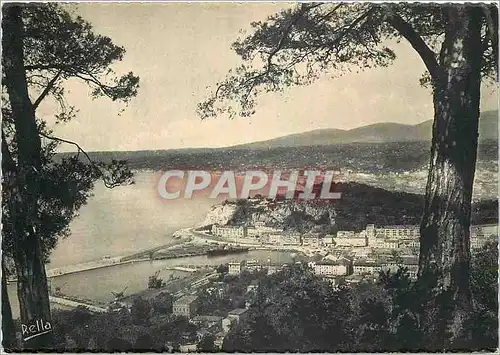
[
  {"x1": 2, "y1": 258, "x2": 17, "y2": 350},
  {"x1": 418, "y1": 5, "x2": 483, "y2": 340},
  {"x1": 2, "y1": 5, "x2": 53, "y2": 349}
]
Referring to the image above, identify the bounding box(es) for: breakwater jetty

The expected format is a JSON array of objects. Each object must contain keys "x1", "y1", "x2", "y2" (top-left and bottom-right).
[
  {"x1": 45, "y1": 258, "x2": 138, "y2": 278},
  {"x1": 49, "y1": 296, "x2": 107, "y2": 313}
]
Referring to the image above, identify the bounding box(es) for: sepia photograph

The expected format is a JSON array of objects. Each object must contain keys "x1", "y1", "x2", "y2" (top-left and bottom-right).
[{"x1": 1, "y1": 1, "x2": 499, "y2": 352}]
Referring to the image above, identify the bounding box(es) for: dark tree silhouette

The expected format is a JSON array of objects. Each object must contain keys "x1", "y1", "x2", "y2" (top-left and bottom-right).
[
  {"x1": 198, "y1": 3, "x2": 498, "y2": 338},
  {"x1": 2, "y1": 3, "x2": 139, "y2": 349}
]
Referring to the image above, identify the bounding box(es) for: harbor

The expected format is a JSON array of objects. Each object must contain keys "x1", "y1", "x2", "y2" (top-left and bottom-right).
[{"x1": 6, "y1": 223, "x2": 315, "y2": 318}]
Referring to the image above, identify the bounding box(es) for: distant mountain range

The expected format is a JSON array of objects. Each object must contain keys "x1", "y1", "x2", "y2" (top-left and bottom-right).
[{"x1": 231, "y1": 110, "x2": 498, "y2": 149}]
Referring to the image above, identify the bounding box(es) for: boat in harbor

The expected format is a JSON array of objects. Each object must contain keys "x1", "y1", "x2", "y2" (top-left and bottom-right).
[{"x1": 206, "y1": 245, "x2": 249, "y2": 257}]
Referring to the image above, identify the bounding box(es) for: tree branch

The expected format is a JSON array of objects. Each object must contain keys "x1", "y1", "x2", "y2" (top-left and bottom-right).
[
  {"x1": 32, "y1": 69, "x2": 63, "y2": 110},
  {"x1": 24, "y1": 64, "x2": 73, "y2": 71},
  {"x1": 38, "y1": 131, "x2": 92, "y2": 165},
  {"x1": 38, "y1": 132, "x2": 131, "y2": 189},
  {"x1": 384, "y1": 11, "x2": 439, "y2": 80}
]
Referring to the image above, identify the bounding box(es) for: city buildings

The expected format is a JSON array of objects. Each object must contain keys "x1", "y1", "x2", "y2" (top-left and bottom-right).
[{"x1": 212, "y1": 222, "x2": 496, "y2": 258}]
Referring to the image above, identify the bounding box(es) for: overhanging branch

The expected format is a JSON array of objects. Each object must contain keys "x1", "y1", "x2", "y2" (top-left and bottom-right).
[
  {"x1": 39, "y1": 132, "x2": 92, "y2": 164},
  {"x1": 38, "y1": 132, "x2": 125, "y2": 189},
  {"x1": 384, "y1": 12, "x2": 439, "y2": 80}
]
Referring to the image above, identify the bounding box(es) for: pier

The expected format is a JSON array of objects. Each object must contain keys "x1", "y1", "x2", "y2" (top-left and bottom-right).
[
  {"x1": 164, "y1": 265, "x2": 199, "y2": 272},
  {"x1": 49, "y1": 296, "x2": 107, "y2": 313},
  {"x1": 45, "y1": 258, "x2": 139, "y2": 278}
]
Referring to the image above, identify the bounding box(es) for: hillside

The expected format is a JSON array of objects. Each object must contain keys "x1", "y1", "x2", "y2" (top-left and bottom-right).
[{"x1": 231, "y1": 110, "x2": 498, "y2": 149}]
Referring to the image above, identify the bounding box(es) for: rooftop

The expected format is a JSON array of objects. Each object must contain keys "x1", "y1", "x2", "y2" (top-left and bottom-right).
[
  {"x1": 228, "y1": 260, "x2": 243, "y2": 265},
  {"x1": 228, "y1": 308, "x2": 248, "y2": 316},
  {"x1": 316, "y1": 259, "x2": 350, "y2": 266},
  {"x1": 174, "y1": 295, "x2": 198, "y2": 305}
]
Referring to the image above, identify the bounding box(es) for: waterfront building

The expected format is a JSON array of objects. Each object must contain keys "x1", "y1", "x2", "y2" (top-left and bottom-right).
[
  {"x1": 173, "y1": 295, "x2": 198, "y2": 319},
  {"x1": 311, "y1": 259, "x2": 350, "y2": 276},
  {"x1": 266, "y1": 232, "x2": 301, "y2": 246},
  {"x1": 283, "y1": 232, "x2": 301, "y2": 245},
  {"x1": 248, "y1": 221, "x2": 284, "y2": 236},
  {"x1": 228, "y1": 260, "x2": 244, "y2": 275},
  {"x1": 244, "y1": 259, "x2": 262, "y2": 272},
  {"x1": 333, "y1": 236, "x2": 368, "y2": 247},
  {"x1": 213, "y1": 222, "x2": 288, "y2": 244},
  {"x1": 246, "y1": 226, "x2": 259, "y2": 237},
  {"x1": 212, "y1": 224, "x2": 248, "y2": 240},
  {"x1": 258, "y1": 225, "x2": 284, "y2": 234},
  {"x1": 302, "y1": 234, "x2": 321, "y2": 247},
  {"x1": 268, "y1": 233, "x2": 283, "y2": 245}
]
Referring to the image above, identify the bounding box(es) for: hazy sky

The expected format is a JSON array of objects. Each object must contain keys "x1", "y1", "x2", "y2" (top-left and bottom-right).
[{"x1": 40, "y1": 3, "x2": 499, "y2": 152}]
